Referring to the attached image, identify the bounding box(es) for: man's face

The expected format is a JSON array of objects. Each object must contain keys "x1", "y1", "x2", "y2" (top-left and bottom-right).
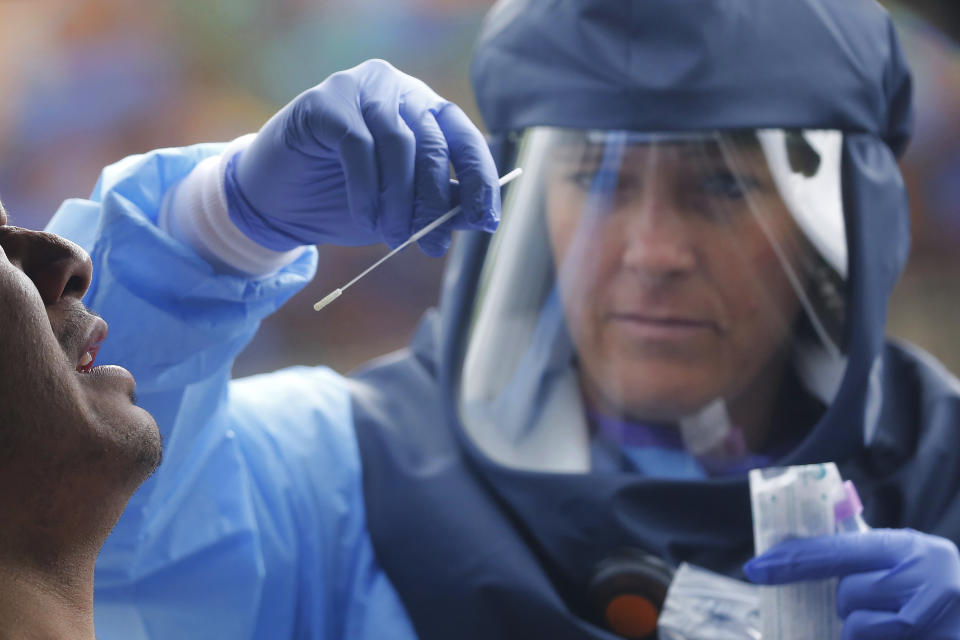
[
  {"x1": 545, "y1": 139, "x2": 806, "y2": 424},
  {"x1": 0, "y1": 203, "x2": 160, "y2": 493}
]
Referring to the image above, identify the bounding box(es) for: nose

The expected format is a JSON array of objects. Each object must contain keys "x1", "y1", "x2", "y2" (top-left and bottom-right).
[
  {"x1": 619, "y1": 193, "x2": 697, "y2": 279},
  {"x1": 0, "y1": 226, "x2": 93, "y2": 304}
]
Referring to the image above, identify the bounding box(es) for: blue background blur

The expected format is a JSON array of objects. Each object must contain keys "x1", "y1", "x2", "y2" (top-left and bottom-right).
[{"x1": 0, "y1": 0, "x2": 957, "y2": 376}]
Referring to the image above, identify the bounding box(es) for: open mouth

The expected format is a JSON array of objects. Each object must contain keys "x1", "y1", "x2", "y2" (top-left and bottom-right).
[
  {"x1": 75, "y1": 317, "x2": 108, "y2": 373},
  {"x1": 77, "y1": 344, "x2": 101, "y2": 373}
]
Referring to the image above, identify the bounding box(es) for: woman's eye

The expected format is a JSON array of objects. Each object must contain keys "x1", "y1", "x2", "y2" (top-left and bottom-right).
[
  {"x1": 700, "y1": 172, "x2": 760, "y2": 199},
  {"x1": 566, "y1": 168, "x2": 620, "y2": 191},
  {"x1": 615, "y1": 174, "x2": 642, "y2": 192},
  {"x1": 568, "y1": 171, "x2": 596, "y2": 189}
]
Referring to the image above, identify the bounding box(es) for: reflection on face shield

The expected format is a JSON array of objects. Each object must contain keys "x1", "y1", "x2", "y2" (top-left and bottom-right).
[{"x1": 459, "y1": 128, "x2": 848, "y2": 476}]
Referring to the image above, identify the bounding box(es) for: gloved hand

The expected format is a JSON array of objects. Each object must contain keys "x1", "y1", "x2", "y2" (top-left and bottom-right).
[
  {"x1": 224, "y1": 59, "x2": 500, "y2": 257},
  {"x1": 743, "y1": 528, "x2": 960, "y2": 639}
]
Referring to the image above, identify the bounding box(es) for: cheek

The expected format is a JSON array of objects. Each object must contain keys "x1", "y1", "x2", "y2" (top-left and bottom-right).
[
  {"x1": 0, "y1": 267, "x2": 77, "y2": 407},
  {"x1": 548, "y1": 213, "x2": 624, "y2": 329},
  {"x1": 0, "y1": 271, "x2": 51, "y2": 359},
  {"x1": 545, "y1": 183, "x2": 584, "y2": 252},
  {"x1": 711, "y1": 228, "x2": 803, "y2": 348}
]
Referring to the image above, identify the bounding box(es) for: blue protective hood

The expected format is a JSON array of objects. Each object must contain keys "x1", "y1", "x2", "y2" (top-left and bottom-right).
[
  {"x1": 432, "y1": 0, "x2": 913, "y2": 623},
  {"x1": 353, "y1": 3, "x2": 921, "y2": 638},
  {"x1": 460, "y1": 0, "x2": 913, "y2": 465},
  {"x1": 471, "y1": 0, "x2": 913, "y2": 156}
]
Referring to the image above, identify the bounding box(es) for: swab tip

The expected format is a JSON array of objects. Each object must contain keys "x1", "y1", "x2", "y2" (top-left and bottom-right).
[{"x1": 313, "y1": 288, "x2": 343, "y2": 312}]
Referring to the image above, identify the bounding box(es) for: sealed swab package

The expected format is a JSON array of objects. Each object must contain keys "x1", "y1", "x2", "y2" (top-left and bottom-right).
[
  {"x1": 748, "y1": 463, "x2": 845, "y2": 640},
  {"x1": 658, "y1": 563, "x2": 762, "y2": 640}
]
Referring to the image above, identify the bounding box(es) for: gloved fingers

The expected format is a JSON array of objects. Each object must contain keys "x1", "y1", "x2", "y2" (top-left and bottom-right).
[
  {"x1": 416, "y1": 231, "x2": 452, "y2": 258},
  {"x1": 841, "y1": 610, "x2": 911, "y2": 640},
  {"x1": 837, "y1": 570, "x2": 907, "y2": 617},
  {"x1": 442, "y1": 180, "x2": 468, "y2": 227},
  {"x1": 898, "y1": 583, "x2": 960, "y2": 635},
  {"x1": 743, "y1": 531, "x2": 909, "y2": 584},
  {"x1": 361, "y1": 92, "x2": 417, "y2": 249},
  {"x1": 440, "y1": 179, "x2": 491, "y2": 232},
  {"x1": 400, "y1": 92, "x2": 455, "y2": 255},
  {"x1": 309, "y1": 71, "x2": 382, "y2": 236},
  {"x1": 433, "y1": 102, "x2": 500, "y2": 230},
  {"x1": 416, "y1": 179, "x2": 466, "y2": 255}
]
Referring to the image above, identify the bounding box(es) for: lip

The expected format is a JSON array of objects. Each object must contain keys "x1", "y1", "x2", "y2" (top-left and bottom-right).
[
  {"x1": 76, "y1": 316, "x2": 108, "y2": 373},
  {"x1": 77, "y1": 363, "x2": 138, "y2": 399},
  {"x1": 608, "y1": 312, "x2": 721, "y2": 339},
  {"x1": 84, "y1": 364, "x2": 136, "y2": 384}
]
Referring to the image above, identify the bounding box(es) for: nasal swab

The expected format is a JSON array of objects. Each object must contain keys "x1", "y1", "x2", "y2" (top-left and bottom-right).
[{"x1": 313, "y1": 168, "x2": 523, "y2": 312}]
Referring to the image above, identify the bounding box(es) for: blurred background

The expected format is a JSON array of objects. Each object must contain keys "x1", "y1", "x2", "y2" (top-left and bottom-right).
[{"x1": 0, "y1": 0, "x2": 957, "y2": 377}]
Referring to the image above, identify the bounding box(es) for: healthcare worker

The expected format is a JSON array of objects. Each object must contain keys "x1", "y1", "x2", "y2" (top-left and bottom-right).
[{"x1": 46, "y1": 1, "x2": 960, "y2": 639}]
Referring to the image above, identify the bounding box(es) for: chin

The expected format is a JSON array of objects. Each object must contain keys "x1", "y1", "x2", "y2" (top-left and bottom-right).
[
  {"x1": 87, "y1": 398, "x2": 163, "y2": 485},
  {"x1": 128, "y1": 406, "x2": 163, "y2": 476},
  {"x1": 121, "y1": 406, "x2": 163, "y2": 481},
  {"x1": 604, "y1": 384, "x2": 726, "y2": 424}
]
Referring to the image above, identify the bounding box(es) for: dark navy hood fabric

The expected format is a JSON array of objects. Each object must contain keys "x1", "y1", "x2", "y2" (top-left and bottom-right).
[
  {"x1": 471, "y1": 0, "x2": 913, "y2": 155},
  {"x1": 352, "y1": 328, "x2": 960, "y2": 639},
  {"x1": 347, "y1": 2, "x2": 951, "y2": 639},
  {"x1": 464, "y1": 0, "x2": 914, "y2": 466}
]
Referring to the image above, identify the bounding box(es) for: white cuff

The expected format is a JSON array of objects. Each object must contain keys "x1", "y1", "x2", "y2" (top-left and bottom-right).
[{"x1": 159, "y1": 134, "x2": 306, "y2": 277}]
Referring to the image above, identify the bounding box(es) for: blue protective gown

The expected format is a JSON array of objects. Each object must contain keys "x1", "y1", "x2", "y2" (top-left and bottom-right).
[
  {"x1": 47, "y1": 144, "x2": 417, "y2": 639},
  {"x1": 48, "y1": 141, "x2": 960, "y2": 640},
  {"x1": 44, "y1": 143, "x2": 724, "y2": 639},
  {"x1": 44, "y1": 2, "x2": 960, "y2": 638}
]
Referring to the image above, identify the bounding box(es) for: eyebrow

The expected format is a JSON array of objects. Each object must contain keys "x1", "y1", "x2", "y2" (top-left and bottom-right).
[{"x1": 552, "y1": 142, "x2": 730, "y2": 167}]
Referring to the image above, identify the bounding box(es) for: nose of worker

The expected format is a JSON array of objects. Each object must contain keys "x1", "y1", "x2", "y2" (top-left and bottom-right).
[{"x1": 0, "y1": 224, "x2": 93, "y2": 304}]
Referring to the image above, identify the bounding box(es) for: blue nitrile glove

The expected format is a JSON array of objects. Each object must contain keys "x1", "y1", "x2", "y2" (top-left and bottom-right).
[
  {"x1": 743, "y1": 529, "x2": 960, "y2": 639},
  {"x1": 224, "y1": 58, "x2": 500, "y2": 257}
]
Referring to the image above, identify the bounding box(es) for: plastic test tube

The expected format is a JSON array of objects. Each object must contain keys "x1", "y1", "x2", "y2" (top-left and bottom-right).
[{"x1": 834, "y1": 480, "x2": 870, "y2": 533}]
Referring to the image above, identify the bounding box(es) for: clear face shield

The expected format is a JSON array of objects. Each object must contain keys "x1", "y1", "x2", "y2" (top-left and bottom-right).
[{"x1": 458, "y1": 127, "x2": 849, "y2": 476}]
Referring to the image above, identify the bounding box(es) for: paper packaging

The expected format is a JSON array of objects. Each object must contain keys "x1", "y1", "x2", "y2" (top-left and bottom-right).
[
  {"x1": 748, "y1": 463, "x2": 845, "y2": 640},
  {"x1": 658, "y1": 563, "x2": 762, "y2": 640}
]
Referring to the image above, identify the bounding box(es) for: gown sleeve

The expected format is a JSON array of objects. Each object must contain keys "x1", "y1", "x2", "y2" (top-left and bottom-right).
[{"x1": 44, "y1": 145, "x2": 384, "y2": 639}]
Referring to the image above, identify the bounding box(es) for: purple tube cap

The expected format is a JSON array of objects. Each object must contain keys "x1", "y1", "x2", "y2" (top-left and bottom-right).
[{"x1": 834, "y1": 480, "x2": 864, "y2": 522}]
